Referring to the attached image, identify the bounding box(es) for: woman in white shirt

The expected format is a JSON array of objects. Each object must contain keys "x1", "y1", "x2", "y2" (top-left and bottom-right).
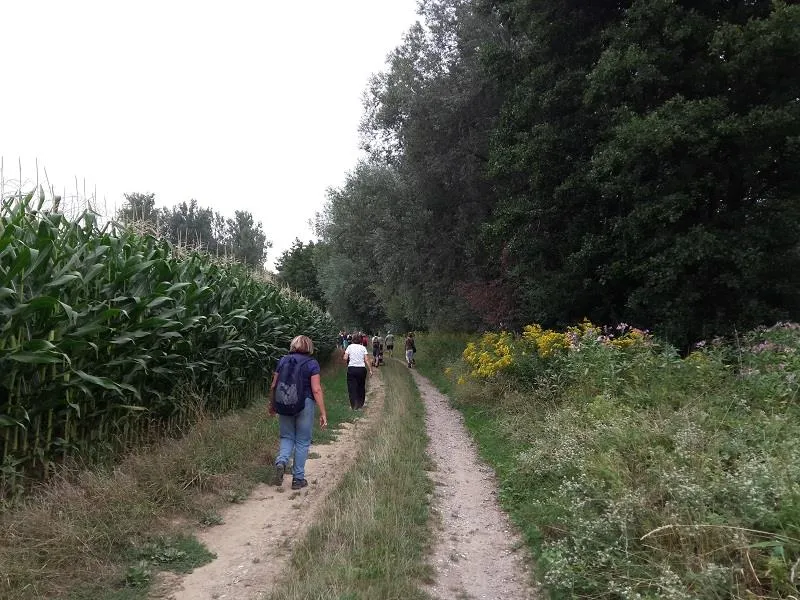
[{"x1": 343, "y1": 332, "x2": 373, "y2": 409}]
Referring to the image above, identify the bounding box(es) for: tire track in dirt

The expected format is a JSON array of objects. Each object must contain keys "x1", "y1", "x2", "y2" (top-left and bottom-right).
[
  {"x1": 150, "y1": 372, "x2": 385, "y2": 600},
  {"x1": 410, "y1": 369, "x2": 537, "y2": 600}
]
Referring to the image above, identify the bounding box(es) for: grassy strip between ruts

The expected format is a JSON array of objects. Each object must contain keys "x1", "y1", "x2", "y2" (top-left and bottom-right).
[
  {"x1": 0, "y1": 356, "x2": 356, "y2": 600},
  {"x1": 266, "y1": 360, "x2": 434, "y2": 600}
]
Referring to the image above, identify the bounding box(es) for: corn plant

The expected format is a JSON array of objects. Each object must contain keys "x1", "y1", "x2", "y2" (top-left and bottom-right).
[{"x1": 0, "y1": 191, "x2": 336, "y2": 495}]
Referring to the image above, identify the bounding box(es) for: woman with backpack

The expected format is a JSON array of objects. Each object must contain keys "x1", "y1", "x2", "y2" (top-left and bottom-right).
[
  {"x1": 343, "y1": 332, "x2": 373, "y2": 410},
  {"x1": 269, "y1": 335, "x2": 327, "y2": 490}
]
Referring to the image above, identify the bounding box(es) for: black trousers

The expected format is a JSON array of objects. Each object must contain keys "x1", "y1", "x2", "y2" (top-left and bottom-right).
[{"x1": 347, "y1": 366, "x2": 367, "y2": 409}]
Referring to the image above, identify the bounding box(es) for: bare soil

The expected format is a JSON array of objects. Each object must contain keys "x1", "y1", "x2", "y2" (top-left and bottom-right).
[
  {"x1": 150, "y1": 374, "x2": 385, "y2": 600},
  {"x1": 411, "y1": 369, "x2": 537, "y2": 600}
]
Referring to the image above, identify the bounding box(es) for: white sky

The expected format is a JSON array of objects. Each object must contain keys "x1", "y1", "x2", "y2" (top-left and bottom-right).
[{"x1": 0, "y1": 0, "x2": 419, "y2": 268}]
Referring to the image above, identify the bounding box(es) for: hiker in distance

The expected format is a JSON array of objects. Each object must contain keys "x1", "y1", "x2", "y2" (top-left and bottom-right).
[
  {"x1": 405, "y1": 331, "x2": 416, "y2": 368},
  {"x1": 385, "y1": 331, "x2": 394, "y2": 356},
  {"x1": 343, "y1": 332, "x2": 373, "y2": 410},
  {"x1": 269, "y1": 335, "x2": 328, "y2": 490},
  {"x1": 372, "y1": 332, "x2": 383, "y2": 367}
]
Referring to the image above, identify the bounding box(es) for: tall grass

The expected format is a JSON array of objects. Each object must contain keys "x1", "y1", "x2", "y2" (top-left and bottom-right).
[
  {"x1": 0, "y1": 191, "x2": 336, "y2": 496},
  {"x1": 427, "y1": 323, "x2": 800, "y2": 599}
]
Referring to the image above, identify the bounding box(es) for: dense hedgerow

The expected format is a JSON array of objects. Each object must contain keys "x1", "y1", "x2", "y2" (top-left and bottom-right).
[
  {"x1": 422, "y1": 322, "x2": 800, "y2": 599},
  {"x1": 0, "y1": 193, "x2": 336, "y2": 495}
]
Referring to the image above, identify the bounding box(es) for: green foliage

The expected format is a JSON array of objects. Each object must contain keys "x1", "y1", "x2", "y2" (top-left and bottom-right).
[
  {"x1": 222, "y1": 210, "x2": 271, "y2": 269},
  {"x1": 317, "y1": 0, "x2": 507, "y2": 331},
  {"x1": 116, "y1": 193, "x2": 158, "y2": 226},
  {"x1": 0, "y1": 192, "x2": 336, "y2": 494},
  {"x1": 314, "y1": 173, "x2": 391, "y2": 331},
  {"x1": 433, "y1": 322, "x2": 800, "y2": 598},
  {"x1": 321, "y1": 0, "x2": 800, "y2": 343},
  {"x1": 582, "y1": 1, "x2": 800, "y2": 344},
  {"x1": 131, "y1": 535, "x2": 215, "y2": 575},
  {"x1": 275, "y1": 238, "x2": 325, "y2": 307},
  {"x1": 485, "y1": 0, "x2": 800, "y2": 344},
  {"x1": 198, "y1": 510, "x2": 224, "y2": 526},
  {"x1": 123, "y1": 562, "x2": 151, "y2": 589},
  {"x1": 117, "y1": 195, "x2": 271, "y2": 269},
  {"x1": 413, "y1": 331, "x2": 473, "y2": 394}
]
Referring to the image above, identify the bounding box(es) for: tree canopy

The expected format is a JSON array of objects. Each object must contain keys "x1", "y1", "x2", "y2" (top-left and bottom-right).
[
  {"x1": 275, "y1": 239, "x2": 326, "y2": 307},
  {"x1": 117, "y1": 194, "x2": 271, "y2": 269},
  {"x1": 314, "y1": 0, "x2": 800, "y2": 345}
]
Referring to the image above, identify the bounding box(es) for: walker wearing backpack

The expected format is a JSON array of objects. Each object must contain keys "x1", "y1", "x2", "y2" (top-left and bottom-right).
[{"x1": 273, "y1": 354, "x2": 313, "y2": 415}]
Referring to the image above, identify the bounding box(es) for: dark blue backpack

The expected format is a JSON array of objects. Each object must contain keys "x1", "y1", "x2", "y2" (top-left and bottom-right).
[{"x1": 273, "y1": 355, "x2": 312, "y2": 415}]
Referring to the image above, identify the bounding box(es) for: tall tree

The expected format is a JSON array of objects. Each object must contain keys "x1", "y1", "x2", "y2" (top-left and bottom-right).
[
  {"x1": 584, "y1": 0, "x2": 800, "y2": 342},
  {"x1": 221, "y1": 210, "x2": 270, "y2": 269},
  {"x1": 480, "y1": 0, "x2": 628, "y2": 329},
  {"x1": 314, "y1": 237, "x2": 387, "y2": 332},
  {"x1": 116, "y1": 195, "x2": 272, "y2": 270},
  {"x1": 480, "y1": 0, "x2": 800, "y2": 343},
  {"x1": 275, "y1": 239, "x2": 326, "y2": 307},
  {"x1": 116, "y1": 192, "x2": 158, "y2": 228},
  {"x1": 348, "y1": 0, "x2": 506, "y2": 329},
  {"x1": 319, "y1": 0, "x2": 800, "y2": 342},
  {"x1": 160, "y1": 199, "x2": 218, "y2": 252}
]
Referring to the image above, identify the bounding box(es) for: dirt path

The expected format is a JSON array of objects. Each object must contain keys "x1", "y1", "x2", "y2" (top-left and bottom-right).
[
  {"x1": 410, "y1": 370, "x2": 537, "y2": 600},
  {"x1": 151, "y1": 366, "x2": 534, "y2": 600},
  {"x1": 151, "y1": 373, "x2": 385, "y2": 600}
]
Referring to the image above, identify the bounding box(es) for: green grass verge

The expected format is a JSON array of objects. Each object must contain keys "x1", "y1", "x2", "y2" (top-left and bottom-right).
[
  {"x1": 266, "y1": 361, "x2": 434, "y2": 600},
  {"x1": 1, "y1": 358, "x2": 355, "y2": 600},
  {"x1": 412, "y1": 332, "x2": 469, "y2": 395}
]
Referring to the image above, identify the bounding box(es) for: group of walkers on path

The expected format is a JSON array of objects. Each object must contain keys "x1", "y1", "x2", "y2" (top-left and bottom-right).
[
  {"x1": 337, "y1": 330, "x2": 415, "y2": 366},
  {"x1": 338, "y1": 329, "x2": 418, "y2": 407},
  {"x1": 265, "y1": 330, "x2": 418, "y2": 490}
]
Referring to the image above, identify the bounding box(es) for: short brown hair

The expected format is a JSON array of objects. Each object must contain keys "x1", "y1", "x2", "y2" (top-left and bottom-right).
[{"x1": 289, "y1": 335, "x2": 314, "y2": 355}]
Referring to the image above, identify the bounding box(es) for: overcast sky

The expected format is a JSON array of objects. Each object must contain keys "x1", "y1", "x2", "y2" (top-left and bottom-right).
[{"x1": 0, "y1": 0, "x2": 419, "y2": 267}]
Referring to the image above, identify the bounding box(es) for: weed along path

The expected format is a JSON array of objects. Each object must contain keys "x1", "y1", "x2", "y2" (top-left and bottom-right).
[
  {"x1": 410, "y1": 370, "x2": 536, "y2": 600},
  {"x1": 154, "y1": 374, "x2": 385, "y2": 600}
]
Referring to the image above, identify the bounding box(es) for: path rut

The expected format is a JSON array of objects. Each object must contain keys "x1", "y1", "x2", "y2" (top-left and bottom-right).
[{"x1": 411, "y1": 369, "x2": 537, "y2": 600}]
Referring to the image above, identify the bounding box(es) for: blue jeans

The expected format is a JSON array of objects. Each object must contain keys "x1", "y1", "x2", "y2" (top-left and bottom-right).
[{"x1": 276, "y1": 397, "x2": 315, "y2": 480}]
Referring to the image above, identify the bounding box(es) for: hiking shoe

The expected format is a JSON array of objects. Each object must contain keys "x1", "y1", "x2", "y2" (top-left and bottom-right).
[
  {"x1": 291, "y1": 478, "x2": 308, "y2": 490},
  {"x1": 273, "y1": 462, "x2": 286, "y2": 486}
]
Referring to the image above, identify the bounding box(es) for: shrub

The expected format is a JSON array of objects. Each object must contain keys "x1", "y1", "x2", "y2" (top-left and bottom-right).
[{"x1": 436, "y1": 321, "x2": 800, "y2": 598}]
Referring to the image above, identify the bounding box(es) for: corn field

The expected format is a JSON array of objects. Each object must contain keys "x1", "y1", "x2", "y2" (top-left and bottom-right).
[{"x1": 0, "y1": 191, "x2": 336, "y2": 496}]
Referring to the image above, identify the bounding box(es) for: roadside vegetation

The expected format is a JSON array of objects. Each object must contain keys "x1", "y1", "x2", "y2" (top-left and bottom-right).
[
  {"x1": 0, "y1": 360, "x2": 355, "y2": 600},
  {"x1": 415, "y1": 324, "x2": 800, "y2": 599},
  {"x1": 267, "y1": 361, "x2": 433, "y2": 600}
]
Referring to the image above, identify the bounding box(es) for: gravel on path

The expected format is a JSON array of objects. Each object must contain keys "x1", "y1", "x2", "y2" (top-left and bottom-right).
[{"x1": 410, "y1": 369, "x2": 538, "y2": 600}]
